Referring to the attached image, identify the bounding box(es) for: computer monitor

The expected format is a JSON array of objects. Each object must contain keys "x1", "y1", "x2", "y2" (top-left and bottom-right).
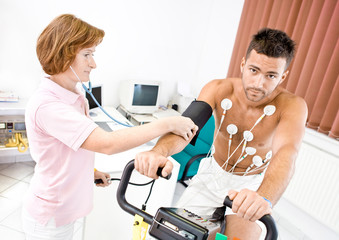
[
  {"x1": 85, "y1": 85, "x2": 102, "y2": 109},
  {"x1": 119, "y1": 80, "x2": 160, "y2": 114}
]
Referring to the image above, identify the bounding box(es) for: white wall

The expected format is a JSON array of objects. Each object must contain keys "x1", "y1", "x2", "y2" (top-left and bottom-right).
[{"x1": 0, "y1": 0, "x2": 244, "y2": 107}]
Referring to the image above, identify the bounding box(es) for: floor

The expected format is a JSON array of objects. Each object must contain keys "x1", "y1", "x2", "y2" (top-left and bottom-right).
[
  {"x1": 0, "y1": 161, "x2": 83, "y2": 240},
  {"x1": 0, "y1": 161, "x2": 337, "y2": 240}
]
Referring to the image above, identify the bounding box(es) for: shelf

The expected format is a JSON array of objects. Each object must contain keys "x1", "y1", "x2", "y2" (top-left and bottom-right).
[
  {"x1": 0, "y1": 147, "x2": 32, "y2": 164},
  {"x1": 0, "y1": 98, "x2": 30, "y2": 163},
  {"x1": 0, "y1": 98, "x2": 28, "y2": 115}
]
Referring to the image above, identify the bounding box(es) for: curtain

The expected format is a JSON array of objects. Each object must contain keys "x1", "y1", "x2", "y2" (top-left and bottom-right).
[{"x1": 227, "y1": 0, "x2": 339, "y2": 140}]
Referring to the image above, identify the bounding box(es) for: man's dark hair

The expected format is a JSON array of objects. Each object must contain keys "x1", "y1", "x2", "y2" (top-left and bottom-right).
[{"x1": 246, "y1": 28, "x2": 296, "y2": 69}]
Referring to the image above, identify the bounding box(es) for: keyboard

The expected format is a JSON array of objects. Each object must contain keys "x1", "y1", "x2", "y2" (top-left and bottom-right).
[
  {"x1": 95, "y1": 122, "x2": 114, "y2": 132},
  {"x1": 152, "y1": 109, "x2": 180, "y2": 119},
  {"x1": 90, "y1": 107, "x2": 133, "y2": 131},
  {"x1": 95, "y1": 121, "x2": 130, "y2": 132}
]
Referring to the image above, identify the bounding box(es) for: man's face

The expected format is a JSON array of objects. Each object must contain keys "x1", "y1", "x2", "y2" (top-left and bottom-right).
[{"x1": 240, "y1": 50, "x2": 288, "y2": 102}]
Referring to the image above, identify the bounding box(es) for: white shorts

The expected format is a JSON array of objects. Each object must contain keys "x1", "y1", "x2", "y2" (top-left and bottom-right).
[
  {"x1": 176, "y1": 156, "x2": 264, "y2": 215},
  {"x1": 22, "y1": 207, "x2": 75, "y2": 240},
  {"x1": 175, "y1": 157, "x2": 267, "y2": 238}
]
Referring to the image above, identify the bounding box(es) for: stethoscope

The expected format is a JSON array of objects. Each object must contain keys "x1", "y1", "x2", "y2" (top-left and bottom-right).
[{"x1": 69, "y1": 66, "x2": 132, "y2": 127}]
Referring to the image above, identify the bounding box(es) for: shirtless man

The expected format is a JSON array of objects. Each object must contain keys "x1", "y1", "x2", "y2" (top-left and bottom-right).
[{"x1": 135, "y1": 28, "x2": 308, "y2": 239}]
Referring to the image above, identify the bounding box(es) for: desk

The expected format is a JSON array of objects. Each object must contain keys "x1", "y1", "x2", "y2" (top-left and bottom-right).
[
  {"x1": 116, "y1": 105, "x2": 181, "y2": 126},
  {"x1": 83, "y1": 107, "x2": 180, "y2": 239},
  {"x1": 89, "y1": 106, "x2": 133, "y2": 129}
]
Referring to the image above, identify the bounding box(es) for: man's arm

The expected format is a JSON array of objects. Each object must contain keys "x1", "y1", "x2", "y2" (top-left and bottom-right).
[
  {"x1": 135, "y1": 132, "x2": 191, "y2": 179},
  {"x1": 257, "y1": 96, "x2": 308, "y2": 204},
  {"x1": 135, "y1": 100, "x2": 213, "y2": 178},
  {"x1": 229, "y1": 96, "x2": 308, "y2": 222},
  {"x1": 135, "y1": 80, "x2": 219, "y2": 179}
]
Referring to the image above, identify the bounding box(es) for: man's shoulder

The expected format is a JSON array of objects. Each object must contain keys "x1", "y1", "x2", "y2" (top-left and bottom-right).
[
  {"x1": 208, "y1": 77, "x2": 239, "y2": 85},
  {"x1": 198, "y1": 78, "x2": 239, "y2": 108},
  {"x1": 275, "y1": 89, "x2": 308, "y2": 114},
  {"x1": 204, "y1": 78, "x2": 239, "y2": 91},
  {"x1": 276, "y1": 88, "x2": 306, "y2": 103}
]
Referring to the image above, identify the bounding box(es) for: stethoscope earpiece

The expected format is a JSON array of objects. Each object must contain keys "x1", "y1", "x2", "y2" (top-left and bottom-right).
[{"x1": 70, "y1": 66, "x2": 92, "y2": 93}]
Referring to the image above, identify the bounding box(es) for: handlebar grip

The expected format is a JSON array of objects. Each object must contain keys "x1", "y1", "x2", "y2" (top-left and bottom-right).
[
  {"x1": 156, "y1": 168, "x2": 172, "y2": 180},
  {"x1": 223, "y1": 196, "x2": 233, "y2": 209},
  {"x1": 223, "y1": 196, "x2": 278, "y2": 240},
  {"x1": 94, "y1": 165, "x2": 172, "y2": 184},
  {"x1": 94, "y1": 178, "x2": 106, "y2": 184},
  {"x1": 94, "y1": 179, "x2": 103, "y2": 184}
]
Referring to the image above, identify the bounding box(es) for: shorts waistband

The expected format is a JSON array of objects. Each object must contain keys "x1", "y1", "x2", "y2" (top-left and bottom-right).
[{"x1": 201, "y1": 156, "x2": 263, "y2": 180}]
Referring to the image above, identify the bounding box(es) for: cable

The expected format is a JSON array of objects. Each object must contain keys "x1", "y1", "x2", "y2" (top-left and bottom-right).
[
  {"x1": 94, "y1": 177, "x2": 156, "y2": 211},
  {"x1": 142, "y1": 180, "x2": 155, "y2": 211},
  {"x1": 84, "y1": 85, "x2": 132, "y2": 127},
  {"x1": 95, "y1": 178, "x2": 154, "y2": 186}
]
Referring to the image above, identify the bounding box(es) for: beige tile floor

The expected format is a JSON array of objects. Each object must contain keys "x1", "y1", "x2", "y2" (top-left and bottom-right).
[{"x1": 0, "y1": 162, "x2": 83, "y2": 240}]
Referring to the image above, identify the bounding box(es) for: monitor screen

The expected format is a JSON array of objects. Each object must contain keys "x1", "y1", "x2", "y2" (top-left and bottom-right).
[
  {"x1": 86, "y1": 85, "x2": 102, "y2": 109},
  {"x1": 132, "y1": 84, "x2": 159, "y2": 106},
  {"x1": 119, "y1": 80, "x2": 160, "y2": 114}
]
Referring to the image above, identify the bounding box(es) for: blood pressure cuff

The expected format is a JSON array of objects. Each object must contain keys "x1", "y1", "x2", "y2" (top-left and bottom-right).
[{"x1": 182, "y1": 100, "x2": 212, "y2": 146}]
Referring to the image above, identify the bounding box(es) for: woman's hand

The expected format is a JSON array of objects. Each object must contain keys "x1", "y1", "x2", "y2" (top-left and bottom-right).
[
  {"x1": 94, "y1": 170, "x2": 111, "y2": 187},
  {"x1": 164, "y1": 116, "x2": 198, "y2": 141}
]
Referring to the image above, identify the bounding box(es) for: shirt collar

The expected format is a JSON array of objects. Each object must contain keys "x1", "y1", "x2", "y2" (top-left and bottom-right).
[{"x1": 40, "y1": 77, "x2": 84, "y2": 105}]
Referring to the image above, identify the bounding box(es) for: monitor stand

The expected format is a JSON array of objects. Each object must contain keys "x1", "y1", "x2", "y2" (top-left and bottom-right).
[{"x1": 117, "y1": 105, "x2": 156, "y2": 125}]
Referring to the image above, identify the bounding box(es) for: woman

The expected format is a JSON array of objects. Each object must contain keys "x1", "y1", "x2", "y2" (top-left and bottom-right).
[{"x1": 22, "y1": 14, "x2": 197, "y2": 239}]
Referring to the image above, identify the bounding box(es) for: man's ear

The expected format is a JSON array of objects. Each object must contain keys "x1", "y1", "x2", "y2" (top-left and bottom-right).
[
  {"x1": 280, "y1": 70, "x2": 289, "y2": 84},
  {"x1": 240, "y1": 57, "x2": 246, "y2": 73}
]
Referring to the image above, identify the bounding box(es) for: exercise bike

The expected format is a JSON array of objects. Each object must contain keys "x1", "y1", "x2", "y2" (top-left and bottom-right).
[{"x1": 116, "y1": 160, "x2": 278, "y2": 240}]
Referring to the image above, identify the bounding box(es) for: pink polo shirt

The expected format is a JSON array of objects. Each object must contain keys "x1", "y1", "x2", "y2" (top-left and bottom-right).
[{"x1": 24, "y1": 77, "x2": 98, "y2": 227}]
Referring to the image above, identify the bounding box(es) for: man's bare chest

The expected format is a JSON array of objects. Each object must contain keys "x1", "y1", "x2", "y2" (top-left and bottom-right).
[{"x1": 212, "y1": 103, "x2": 278, "y2": 169}]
